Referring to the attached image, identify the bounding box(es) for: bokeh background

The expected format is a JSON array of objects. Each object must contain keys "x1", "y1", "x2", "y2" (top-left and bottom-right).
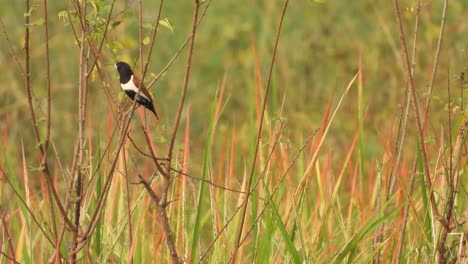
[
  {"x1": 1, "y1": 1, "x2": 466, "y2": 166},
  {"x1": 0, "y1": 0, "x2": 466, "y2": 262}
]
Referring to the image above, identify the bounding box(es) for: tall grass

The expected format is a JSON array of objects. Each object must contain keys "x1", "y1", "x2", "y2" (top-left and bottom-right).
[{"x1": 0, "y1": 0, "x2": 466, "y2": 263}]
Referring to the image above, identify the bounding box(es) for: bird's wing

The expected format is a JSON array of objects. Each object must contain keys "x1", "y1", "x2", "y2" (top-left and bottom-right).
[{"x1": 132, "y1": 75, "x2": 153, "y2": 100}]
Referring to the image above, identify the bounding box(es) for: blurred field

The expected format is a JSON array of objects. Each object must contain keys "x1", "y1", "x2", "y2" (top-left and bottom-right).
[{"x1": 0, "y1": 0, "x2": 466, "y2": 263}]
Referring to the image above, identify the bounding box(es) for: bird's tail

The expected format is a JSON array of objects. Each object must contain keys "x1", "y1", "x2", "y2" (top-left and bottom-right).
[{"x1": 149, "y1": 105, "x2": 159, "y2": 120}]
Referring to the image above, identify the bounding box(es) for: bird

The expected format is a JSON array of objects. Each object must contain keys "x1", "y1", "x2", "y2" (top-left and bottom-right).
[{"x1": 115, "y1": 61, "x2": 159, "y2": 119}]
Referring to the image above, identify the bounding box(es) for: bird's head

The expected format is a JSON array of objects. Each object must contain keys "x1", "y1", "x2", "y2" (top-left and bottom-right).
[{"x1": 115, "y1": 61, "x2": 133, "y2": 77}]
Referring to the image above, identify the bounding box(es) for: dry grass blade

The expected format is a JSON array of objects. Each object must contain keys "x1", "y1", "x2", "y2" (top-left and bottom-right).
[{"x1": 295, "y1": 71, "x2": 359, "y2": 200}]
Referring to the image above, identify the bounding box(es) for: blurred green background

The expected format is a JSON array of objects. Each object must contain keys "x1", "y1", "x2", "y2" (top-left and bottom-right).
[
  {"x1": 0, "y1": 0, "x2": 467, "y2": 262},
  {"x1": 0, "y1": 0, "x2": 466, "y2": 169}
]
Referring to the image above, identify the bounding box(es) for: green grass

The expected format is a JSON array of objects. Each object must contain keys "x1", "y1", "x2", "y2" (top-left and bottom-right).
[{"x1": 0, "y1": 0, "x2": 467, "y2": 263}]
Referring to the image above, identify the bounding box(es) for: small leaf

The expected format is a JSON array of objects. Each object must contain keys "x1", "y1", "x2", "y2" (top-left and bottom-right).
[
  {"x1": 143, "y1": 37, "x2": 150, "y2": 45},
  {"x1": 111, "y1": 20, "x2": 121, "y2": 28},
  {"x1": 24, "y1": 5, "x2": 37, "y2": 17},
  {"x1": 89, "y1": 0, "x2": 98, "y2": 12},
  {"x1": 142, "y1": 23, "x2": 153, "y2": 30},
  {"x1": 159, "y1": 18, "x2": 174, "y2": 32},
  {"x1": 30, "y1": 165, "x2": 45, "y2": 172},
  {"x1": 58, "y1": 11, "x2": 68, "y2": 22},
  {"x1": 91, "y1": 67, "x2": 97, "y2": 81},
  {"x1": 30, "y1": 18, "x2": 45, "y2": 27},
  {"x1": 155, "y1": 135, "x2": 167, "y2": 144}
]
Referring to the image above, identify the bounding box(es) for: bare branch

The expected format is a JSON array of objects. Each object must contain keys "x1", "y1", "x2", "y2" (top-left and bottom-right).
[{"x1": 392, "y1": 0, "x2": 445, "y2": 225}]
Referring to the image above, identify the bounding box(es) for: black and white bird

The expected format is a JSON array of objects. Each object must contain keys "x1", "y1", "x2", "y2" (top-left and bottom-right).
[{"x1": 115, "y1": 61, "x2": 159, "y2": 119}]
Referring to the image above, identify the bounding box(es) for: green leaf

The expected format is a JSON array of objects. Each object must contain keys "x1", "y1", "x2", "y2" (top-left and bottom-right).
[
  {"x1": 30, "y1": 18, "x2": 45, "y2": 27},
  {"x1": 333, "y1": 196, "x2": 404, "y2": 263},
  {"x1": 24, "y1": 4, "x2": 38, "y2": 17},
  {"x1": 111, "y1": 20, "x2": 121, "y2": 28},
  {"x1": 159, "y1": 18, "x2": 174, "y2": 32},
  {"x1": 262, "y1": 178, "x2": 302, "y2": 264},
  {"x1": 190, "y1": 88, "x2": 219, "y2": 262},
  {"x1": 154, "y1": 135, "x2": 167, "y2": 144},
  {"x1": 30, "y1": 165, "x2": 45, "y2": 172},
  {"x1": 143, "y1": 37, "x2": 150, "y2": 45},
  {"x1": 142, "y1": 23, "x2": 153, "y2": 30},
  {"x1": 58, "y1": 10, "x2": 68, "y2": 22}
]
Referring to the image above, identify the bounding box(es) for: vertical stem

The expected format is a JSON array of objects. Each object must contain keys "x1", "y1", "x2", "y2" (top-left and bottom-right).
[
  {"x1": 1, "y1": 212, "x2": 18, "y2": 263},
  {"x1": 437, "y1": 67, "x2": 455, "y2": 264},
  {"x1": 461, "y1": 73, "x2": 464, "y2": 112},
  {"x1": 138, "y1": 0, "x2": 143, "y2": 74},
  {"x1": 123, "y1": 146, "x2": 134, "y2": 263},
  {"x1": 392, "y1": 0, "x2": 443, "y2": 224},
  {"x1": 231, "y1": 0, "x2": 289, "y2": 262},
  {"x1": 43, "y1": 0, "x2": 51, "y2": 154},
  {"x1": 165, "y1": 0, "x2": 200, "y2": 204},
  {"x1": 24, "y1": 0, "x2": 41, "y2": 153},
  {"x1": 42, "y1": 0, "x2": 59, "y2": 249},
  {"x1": 25, "y1": 0, "x2": 73, "y2": 233},
  {"x1": 376, "y1": 1, "x2": 421, "y2": 262},
  {"x1": 24, "y1": 0, "x2": 30, "y2": 125},
  {"x1": 422, "y1": 0, "x2": 449, "y2": 126},
  {"x1": 71, "y1": 1, "x2": 88, "y2": 262},
  {"x1": 71, "y1": 29, "x2": 84, "y2": 264},
  {"x1": 395, "y1": 0, "x2": 449, "y2": 261},
  {"x1": 138, "y1": 176, "x2": 180, "y2": 263}
]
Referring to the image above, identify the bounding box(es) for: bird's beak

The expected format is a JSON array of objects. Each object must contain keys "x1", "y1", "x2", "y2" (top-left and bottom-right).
[{"x1": 114, "y1": 64, "x2": 117, "y2": 69}]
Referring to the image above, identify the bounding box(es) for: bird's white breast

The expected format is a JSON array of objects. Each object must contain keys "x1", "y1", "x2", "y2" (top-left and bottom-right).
[
  {"x1": 121, "y1": 75, "x2": 150, "y2": 100},
  {"x1": 121, "y1": 75, "x2": 138, "y2": 92}
]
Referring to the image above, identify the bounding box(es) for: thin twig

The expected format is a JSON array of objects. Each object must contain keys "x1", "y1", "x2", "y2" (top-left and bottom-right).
[
  {"x1": 438, "y1": 65, "x2": 458, "y2": 264},
  {"x1": 382, "y1": 0, "x2": 422, "y2": 262},
  {"x1": 137, "y1": 0, "x2": 165, "y2": 98},
  {"x1": 237, "y1": 131, "x2": 317, "y2": 251},
  {"x1": 199, "y1": 130, "x2": 317, "y2": 263},
  {"x1": 42, "y1": 0, "x2": 51, "y2": 155},
  {"x1": 41, "y1": 0, "x2": 60, "y2": 251},
  {"x1": 122, "y1": 143, "x2": 134, "y2": 264},
  {"x1": 135, "y1": 0, "x2": 168, "y2": 178},
  {"x1": 231, "y1": 1, "x2": 289, "y2": 262},
  {"x1": 0, "y1": 251, "x2": 20, "y2": 264},
  {"x1": 0, "y1": 18, "x2": 25, "y2": 76},
  {"x1": 392, "y1": 0, "x2": 445, "y2": 226},
  {"x1": 126, "y1": 134, "x2": 167, "y2": 160},
  {"x1": 172, "y1": 169, "x2": 247, "y2": 194},
  {"x1": 165, "y1": 0, "x2": 201, "y2": 184},
  {"x1": 87, "y1": 0, "x2": 116, "y2": 75},
  {"x1": 138, "y1": 175, "x2": 180, "y2": 263},
  {"x1": 24, "y1": 0, "x2": 76, "y2": 235},
  {"x1": 126, "y1": 134, "x2": 245, "y2": 194},
  {"x1": 146, "y1": 0, "x2": 213, "y2": 90},
  {"x1": 422, "y1": 0, "x2": 449, "y2": 126},
  {"x1": 1, "y1": 210, "x2": 17, "y2": 263},
  {"x1": 70, "y1": 1, "x2": 89, "y2": 262},
  {"x1": 396, "y1": 159, "x2": 419, "y2": 264},
  {"x1": 144, "y1": 0, "x2": 201, "y2": 262}
]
